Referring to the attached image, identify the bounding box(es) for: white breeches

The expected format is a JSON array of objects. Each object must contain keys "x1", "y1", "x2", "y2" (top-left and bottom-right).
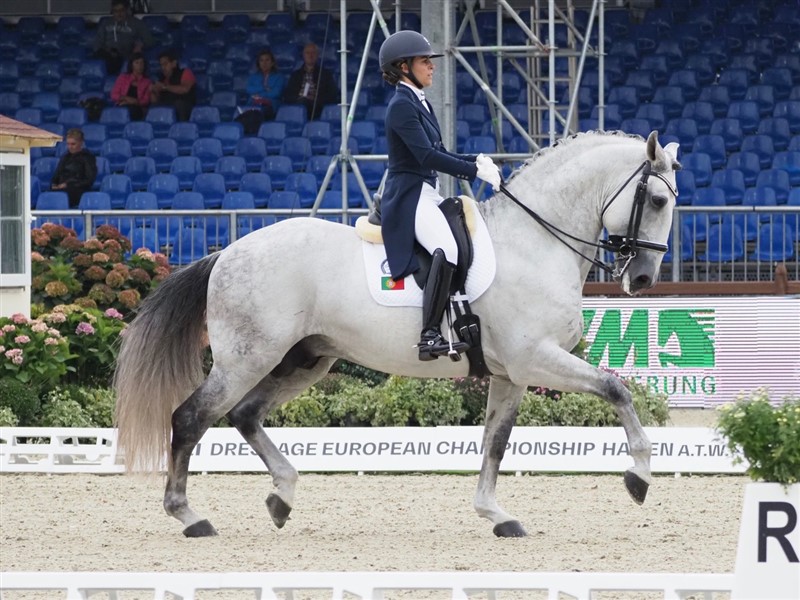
[{"x1": 414, "y1": 181, "x2": 458, "y2": 265}]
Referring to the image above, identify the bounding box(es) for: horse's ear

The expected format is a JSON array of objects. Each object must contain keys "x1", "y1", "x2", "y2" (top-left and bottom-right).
[
  {"x1": 663, "y1": 142, "x2": 682, "y2": 170},
  {"x1": 645, "y1": 131, "x2": 659, "y2": 162}
]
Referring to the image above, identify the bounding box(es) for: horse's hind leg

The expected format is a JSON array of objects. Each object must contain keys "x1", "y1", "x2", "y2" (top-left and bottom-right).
[
  {"x1": 165, "y1": 366, "x2": 266, "y2": 537},
  {"x1": 474, "y1": 375, "x2": 528, "y2": 538},
  {"x1": 226, "y1": 356, "x2": 336, "y2": 530}
]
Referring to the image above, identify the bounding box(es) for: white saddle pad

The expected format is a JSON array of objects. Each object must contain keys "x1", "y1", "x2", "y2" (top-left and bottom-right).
[{"x1": 361, "y1": 199, "x2": 496, "y2": 308}]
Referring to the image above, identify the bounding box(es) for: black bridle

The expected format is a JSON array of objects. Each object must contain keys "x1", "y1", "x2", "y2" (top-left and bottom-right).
[{"x1": 498, "y1": 160, "x2": 678, "y2": 278}]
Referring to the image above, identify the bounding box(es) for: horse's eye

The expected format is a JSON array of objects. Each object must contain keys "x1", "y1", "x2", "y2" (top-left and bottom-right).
[{"x1": 651, "y1": 194, "x2": 668, "y2": 208}]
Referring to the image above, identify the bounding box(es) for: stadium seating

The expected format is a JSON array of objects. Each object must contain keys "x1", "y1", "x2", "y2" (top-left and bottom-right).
[
  {"x1": 215, "y1": 156, "x2": 247, "y2": 190},
  {"x1": 169, "y1": 226, "x2": 208, "y2": 265},
  {"x1": 101, "y1": 138, "x2": 133, "y2": 173},
  {"x1": 169, "y1": 122, "x2": 201, "y2": 156},
  {"x1": 192, "y1": 172, "x2": 226, "y2": 208},
  {"x1": 147, "y1": 173, "x2": 180, "y2": 208},
  {"x1": 146, "y1": 138, "x2": 179, "y2": 173},
  {"x1": 239, "y1": 173, "x2": 272, "y2": 208},
  {"x1": 170, "y1": 156, "x2": 203, "y2": 190},
  {"x1": 750, "y1": 223, "x2": 795, "y2": 261},
  {"x1": 100, "y1": 174, "x2": 133, "y2": 209},
  {"x1": 192, "y1": 137, "x2": 224, "y2": 172},
  {"x1": 123, "y1": 121, "x2": 154, "y2": 155}
]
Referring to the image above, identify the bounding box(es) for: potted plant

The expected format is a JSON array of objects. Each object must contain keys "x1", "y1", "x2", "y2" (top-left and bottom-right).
[{"x1": 716, "y1": 390, "x2": 799, "y2": 600}]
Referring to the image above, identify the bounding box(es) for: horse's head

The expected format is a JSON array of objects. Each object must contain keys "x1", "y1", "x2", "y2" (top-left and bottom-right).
[{"x1": 601, "y1": 131, "x2": 680, "y2": 295}]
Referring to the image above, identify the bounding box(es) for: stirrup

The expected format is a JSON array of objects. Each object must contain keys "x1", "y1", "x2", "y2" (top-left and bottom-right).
[{"x1": 417, "y1": 330, "x2": 469, "y2": 362}]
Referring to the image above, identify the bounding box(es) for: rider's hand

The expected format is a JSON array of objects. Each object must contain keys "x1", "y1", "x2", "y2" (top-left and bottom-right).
[{"x1": 475, "y1": 153, "x2": 502, "y2": 191}]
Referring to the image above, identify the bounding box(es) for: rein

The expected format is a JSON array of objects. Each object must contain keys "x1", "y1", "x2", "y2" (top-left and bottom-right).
[{"x1": 498, "y1": 160, "x2": 676, "y2": 278}]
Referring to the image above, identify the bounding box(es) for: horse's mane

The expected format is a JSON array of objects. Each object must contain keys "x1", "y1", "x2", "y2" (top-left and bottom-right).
[{"x1": 507, "y1": 130, "x2": 644, "y2": 183}]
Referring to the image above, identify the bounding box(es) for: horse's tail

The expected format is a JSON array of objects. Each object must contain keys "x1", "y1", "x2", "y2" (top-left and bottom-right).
[{"x1": 114, "y1": 253, "x2": 221, "y2": 473}]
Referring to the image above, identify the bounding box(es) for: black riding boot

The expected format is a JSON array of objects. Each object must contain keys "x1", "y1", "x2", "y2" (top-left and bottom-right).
[{"x1": 418, "y1": 249, "x2": 468, "y2": 361}]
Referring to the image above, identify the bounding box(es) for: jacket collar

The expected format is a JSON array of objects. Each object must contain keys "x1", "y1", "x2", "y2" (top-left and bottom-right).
[{"x1": 396, "y1": 84, "x2": 441, "y2": 137}]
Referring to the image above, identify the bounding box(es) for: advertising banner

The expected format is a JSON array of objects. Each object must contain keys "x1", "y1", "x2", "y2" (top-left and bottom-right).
[{"x1": 581, "y1": 296, "x2": 800, "y2": 408}]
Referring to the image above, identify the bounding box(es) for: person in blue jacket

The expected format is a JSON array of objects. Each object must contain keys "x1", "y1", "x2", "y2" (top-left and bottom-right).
[{"x1": 378, "y1": 30, "x2": 502, "y2": 361}]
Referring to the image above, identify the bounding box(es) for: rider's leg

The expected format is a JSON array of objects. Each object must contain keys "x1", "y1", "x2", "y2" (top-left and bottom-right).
[{"x1": 414, "y1": 183, "x2": 462, "y2": 361}]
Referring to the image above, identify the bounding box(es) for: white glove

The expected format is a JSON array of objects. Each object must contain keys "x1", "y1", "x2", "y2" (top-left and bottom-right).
[{"x1": 475, "y1": 153, "x2": 502, "y2": 191}]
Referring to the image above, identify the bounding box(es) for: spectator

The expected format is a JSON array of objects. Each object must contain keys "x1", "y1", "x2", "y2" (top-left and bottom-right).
[
  {"x1": 236, "y1": 49, "x2": 286, "y2": 134},
  {"x1": 150, "y1": 49, "x2": 196, "y2": 122},
  {"x1": 110, "y1": 52, "x2": 152, "y2": 120},
  {"x1": 282, "y1": 43, "x2": 338, "y2": 120},
  {"x1": 92, "y1": 0, "x2": 154, "y2": 76},
  {"x1": 51, "y1": 129, "x2": 97, "y2": 208}
]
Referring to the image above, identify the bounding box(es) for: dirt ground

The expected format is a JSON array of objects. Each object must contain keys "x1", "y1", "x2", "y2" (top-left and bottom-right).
[{"x1": 1, "y1": 409, "x2": 746, "y2": 598}]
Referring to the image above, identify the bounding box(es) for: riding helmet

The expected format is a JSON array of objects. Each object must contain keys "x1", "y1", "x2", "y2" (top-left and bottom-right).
[{"x1": 379, "y1": 30, "x2": 443, "y2": 73}]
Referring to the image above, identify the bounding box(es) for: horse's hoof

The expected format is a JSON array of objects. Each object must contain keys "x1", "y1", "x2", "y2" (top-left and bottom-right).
[
  {"x1": 493, "y1": 520, "x2": 528, "y2": 538},
  {"x1": 183, "y1": 519, "x2": 218, "y2": 537},
  {"x1": 266, "y1": 493, "x2": 292, "y2": 529},
  {"x1": 624, "y1": 469, "x2": 650, "y2": 505}
]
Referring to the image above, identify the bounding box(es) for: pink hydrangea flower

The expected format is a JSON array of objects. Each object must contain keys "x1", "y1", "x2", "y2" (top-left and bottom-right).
[
  {"x1": 4, "y1": 348, "x2": 23, "y2": 365},
  {"x1": 45, "y1": 312, "x2": 67, "y2": 324},
  {"x1": 104, "y1": 308, "x2": 124, "y2": 320},
  {"x1": 0, "y1": 345, "x2": 4, "y2": 353},
  {"x1": 14, "y1": 335, "x2": 31, "y2": 344},
  {"x1": 2, "y1": 324, "x2": 16, "y2": 334},
  {"x1": 47, "y1": 328, "x2": 61, "y2": 337},
  {"x1": 44, "y1": 337, "x2": 59, "y2": 346},
  {"x1": 75, "y1": 322, "x2": 95, "y2": 336},
  {"x1": 31, "y1": 321, "x2": 48, "y2": 333},
  {"x1": 11, "y1": 313, "x2": 28, "y2": 324}
]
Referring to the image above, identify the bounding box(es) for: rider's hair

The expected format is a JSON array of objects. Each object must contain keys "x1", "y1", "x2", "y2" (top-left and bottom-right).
[{"x1": 381, "y1": 61, "x2": 405, "y2": 85}]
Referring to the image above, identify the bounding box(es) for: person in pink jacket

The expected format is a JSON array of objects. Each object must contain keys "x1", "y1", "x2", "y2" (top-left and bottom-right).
[{"x1": 110, "y1": 52, "x2": 152, "y2": 120}]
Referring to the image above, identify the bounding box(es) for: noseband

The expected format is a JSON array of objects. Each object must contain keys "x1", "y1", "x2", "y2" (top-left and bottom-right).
[{"x1": 499, "y1": 160, "x2": 677, "y2": 277}]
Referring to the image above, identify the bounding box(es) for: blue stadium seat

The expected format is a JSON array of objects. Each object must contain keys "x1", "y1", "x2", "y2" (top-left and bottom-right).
[
  {"x1": 239, "y1": 172, "x2": 272, "y2": 208},
  {"x1": 147, "y1": 173, "x2": 180, "y2": 208},
  {"x1": 17, "y1": 45, "x2": 40, "y2": 76},
  {"x1": 358, "y1": 161, "x2": 385, "y2": 190},
  {"x1": 771, "y1": 150, "x2": 800, "y2": 185},
  {"x1": 60, "y1": 47, "x2": 86, "y2": 78},
  {"x1": 456, "y1": 103, "x2": 490, "y2": 136},
  {"x1": 726, "y1": 151, "x2": 761, "y2": 187},
  {"x1": 699, "y1": 221, "x2": 744, "y2": 262},
  {"x1": 607, "y1": 86, "x2": 639, "y2": 119},
  {"x1": 464, "y1": 135, "x2": 497, "y2": 155},
  {"x1": 221, "y1": 14, "x2": 251, "y2": 43},
  {"x1": 697, "y1": 86, "x2": 731, "y2": 119},
  {"x1": 350, "y1": 121, "x2": 378, "y2": 153},
  {"x1": 100, "y1": 174, "x2": 133, "y2": 209},
  {"x1": 57, "y1": 16, "x2": 86, "y2": 44},
  {"x1": 78, "y1": 60, "x2": 107, "y2": 92},
  {"x1": 620, "y1": 118, "x2": 651, "y2": 139},
  {"x1": 207, "y1": 60, "x2": 234, "y2": 91},
  {"x1": 750, "y1": 223, "x2": 795, "y2": 261},
  {"x1": 14, "y1": 107, "x2": 42, "y2": 126},
  {"x1": 93, "y1": 156, "x2": 110, "y2": 190},
  {"x1": 127, "y1": 226, "x2": 162, "y2": 255},
  {"x1": 717, "y1": 69, "x2": 750, "y2": 101},
  {"x1": 709, "y1": 118, "x2": 744, "y2": 152},
  {"x1": 0, "y1": 92, "x2": 20, "y2": 115},
  {"x1": 681, "y1": 152, "x2": 713, "y2": 187},
  {"x1": 663, "y1": 223, "x2": 694, "y2": 263},
  {"x1": 146, "y1": 138, "x2": 179, "y2": 173},
  {"x1": 664, "y1": 118, "x2": 698, "y2": 152},
  {"x1": 0, "y1": 31, "x2": 18, "y2": 61},
  {"x1": 169, "y1": 122, "x2": 200, "y2": 155},
  {"x1": 625, "y1": 70, "x2": 655, "y2": 102},
  {"x1": 710, "y1": 169, "x2": 746, "y2": 205},
  {"x1": 302, "y1": 121, "x2": 332, "y2": 155},
  {"x1": 258, "y1": 121, "x2": 287, "y2": 154},
  {"x1": 183, "y1": 44, "x2": 210, "y2": 75},
  {"x1": 58, "y1": 78, "x2": 84, "y2": 106},
  {"x1": 640, "y1": 54, "x2": 669, "y2": 86},
  {"x1": 170, "y1": 156, "x2": 203, "y2": 190},
  {"x1": 35, "y1": 61, "x2": 62, "y2": 91},
  {"x1": 169, "y1": 226, "x2": 208, "y2": 265},
  {"x1": 692, "y1": 134, "x2": 727, "y2": 169},
  {"x1": 224, "y1": 43, "x2": 251, "y2": 75},
  {"x1": 725, "y1": 100, "x2": 759, "y2": 135},
  {"x1": 180, "y1": 15, "x2": 210, "y2": 44},
  {"x1": 189, "y1": 106, "x2": 221, "y2": 138},
  {"x1": 684, "y1": 53, "x2": 716, "y2": 86},
  {"x1": 215, "y1": 155, "x2": 247, "y2": 190},
  {"x1": 740, "y1": 134, "x2": 776, "y2": 168},
  {"x1": 31, "y1": 92, "x2": 61, "y2": 122},
  {"x1": 674, "y1": 170, "x2": 695, "y2": 206},
  {"x1": 124, "y1": 156, "x2": 157, "y2": 191},
  {"x1": 99, "y1": 107, "x2": 130, "y2": 138},
  {"x1": 78, "y1": 191, "x2": 112, "y2": 213},
  {"x1": 279, "y1": 136, "x2": 313, "y2": 171},
  {"x1": 123, "y1": 121, "x2": 154, "y2": 155},
  {"x1": 170, "y1": 191, "x2": 205, "y2": 227},
  {"x1": 30, "y1": 176, "x2": 41, "y2": 208},
  {"x1": 211, "y1": 122, "x2": 243, "y2": 155},
  {"x1": 757, "y1": 117, "x2": 792, "y2": 152},
  {"x1": 319, "y1": 104, "x2": 342, "y2": 136},
  {"x1": 209, "y1": 91, "x2": 238, "y2": 121},
  {"x1": 101, "y1": 138, "x2": 133, "y2": 173},
  {"x1": 327, "y1": 135, "x2": 359, "y2": 156},
  {"x1": 193, "y1": 172, "x2": 226, "y2": 208},
  {"x1": 17, "y1": 16, "x2": 45, "y2": 44},
  {"x1": 755, "y1": 169, "x2": 792, "y2": 204},
  {"x1": 728, "y1": 53, "x2": 760, "y2": 83},
  {"x1": 261, "y1": 156, "x2": 293, "y2": 190},
  {"x1": 268, "y1": 190, "x2": 301, "y2": 211},
  {"x1": 32, "y1": 157, "x2": 60, "y2": 186},
  {"x1": 275, "y1": 104, "x2": 308, "y2": 137},
  {"x1": 285, "y1": 172, "x2": 319, "y2": 208},
  {"x1": 773, "y1": 101, "x2": 800, "y2": 134},
  {"x1": 608, "y1": 40, "x2": 639, "y2": 71},
  {"x1": 192, "y1": 137, "x2": 224, "y2": 172},
  {"x1": 235, "y1": 137, "x2": 267, "y2": 171},
  {"x1": 145, "y1": 106, "x2": 176, "y2": 138},
  {"x1": 634, "y1": 103, "x2": 667, "y2": 132},
  {"x1": 305, "y1": 155, "x2": 334, "y2": 187},
  {"x1": 651, "y1": 86, "x2": 685, "y2": 119},
  {"x1": 124, "y1": 191, "x2": 159, "y2": 228}
]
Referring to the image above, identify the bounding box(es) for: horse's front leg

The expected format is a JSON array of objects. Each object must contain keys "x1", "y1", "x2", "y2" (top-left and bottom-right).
[
  {"x1": 474, "y1": 375, "x2": 528, "y2": 538},
  {"x1": 226, "y1": 357, "x2": 336, "y2": 529},
  {"x1": 511, "y1": 345, "x2": 652, "y2": 505}
]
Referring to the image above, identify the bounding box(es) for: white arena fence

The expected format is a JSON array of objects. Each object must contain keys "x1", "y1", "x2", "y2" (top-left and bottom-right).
[{"x1": 0, "y1": 570, "x2": 736, "y2": 599}]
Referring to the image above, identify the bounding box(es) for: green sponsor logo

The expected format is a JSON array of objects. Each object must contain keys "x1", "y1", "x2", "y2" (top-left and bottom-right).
[{"x1": 583, "y1": 308, "x2": 715, "y2": 369}]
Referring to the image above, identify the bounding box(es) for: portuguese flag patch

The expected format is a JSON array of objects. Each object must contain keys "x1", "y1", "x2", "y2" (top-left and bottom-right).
[{"x1": 381, "y1": 276, "x2": 404, "y2": 290}]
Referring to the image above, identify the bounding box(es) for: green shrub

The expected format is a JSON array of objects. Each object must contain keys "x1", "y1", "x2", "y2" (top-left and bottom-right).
[
  {"x1": 0, "y1": 377, "x2": 42, "y2": 425},
  {"x1": 0, "y1": 313, "x2": 74, "y2": 391},
  {"x1": 59, "y1": 385, "x2": 116, "y2": 427},
  {"x1": 321, "y1": 374, "x2": 377, "y2": 427},
  {"x1": 453, "y1": 377, "x2": 490, "y2": 424},
  {"x1": 371, "y1": 376, "x2": 465, "y2": 426},
  {"x1": 265, "y1": 388, "x2": 331, "y2": 427},
  {"x1": 39, "y1": 389, "x2": 94, "y2": 427},
  {"x1": 330, "y1": 360, "x2": 389, "y2": 386},
  {"x1": 0, "y1": 406, "x2": 19, "y2": 427},
  {"x1": 717, "y1": 390, "x2": 799, "y2": 486}
]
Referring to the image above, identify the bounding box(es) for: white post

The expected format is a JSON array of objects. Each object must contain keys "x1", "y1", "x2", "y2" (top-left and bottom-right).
[{"x1": 732, "y1": 483, "x2": 800, "y2": 599}]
